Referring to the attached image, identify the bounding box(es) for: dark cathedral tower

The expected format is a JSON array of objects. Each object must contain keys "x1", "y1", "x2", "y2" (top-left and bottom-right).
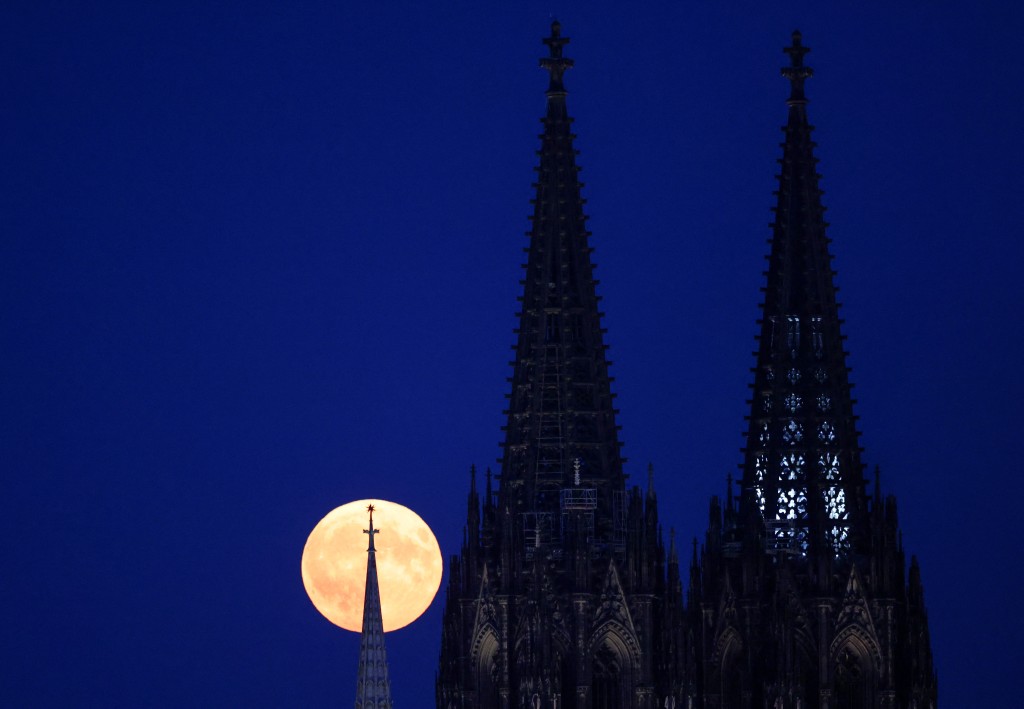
[
  {"x1": 689, "y1": 33, "x2": 937, "y2": 709},
  {"x1": 437, "y1": 22, "x2": 686, "y2": 709}
]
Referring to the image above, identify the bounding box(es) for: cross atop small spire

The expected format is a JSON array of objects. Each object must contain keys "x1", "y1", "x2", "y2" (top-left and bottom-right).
[
  {"x1": 540, "y1": 20, "x2": 573, "y2": 96},
  {"x1": 364, "y1": 504, "x2": 379, "y2": 552},
  {"x1": 782, "y1": 30, "x2": 813, "y2": 105}
]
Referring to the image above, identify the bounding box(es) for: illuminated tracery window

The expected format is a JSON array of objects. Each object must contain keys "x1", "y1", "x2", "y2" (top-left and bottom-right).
[
  {"x1": 754, "y1": 454, "x2": 767, "y2": 514},
  {"x1": 818, "y1": 421, "x2": 836, "y2": 444},
  {"x1": 774, "y1": 523, "x2": 809, "y2": 554},
  {"x1": 777, "y1": 487, "x2": 807, "y2": 520},
  {"x1": 823, "y1": 487, "x2": 847, "y2": 520},
  {"x1": 780, "y1": 453, "x2": 805, "y2": 481},
  {"x1": 784, "y1": 393, "x2": 802, "y2": 412},
  {"x1": 826, "y1": 525, "x2": 850, "y2": 555},
  {"x1": 782, "y1": 420, "x2": 803, "y2": 444},
  {"x1": 819, "y1": 453, "x2": 840, "y2": 481}
]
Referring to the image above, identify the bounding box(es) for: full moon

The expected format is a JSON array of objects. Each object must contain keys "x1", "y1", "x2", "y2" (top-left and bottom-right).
[{"x1": 301, "y1": 499, "x2": 443, "y2": 633}]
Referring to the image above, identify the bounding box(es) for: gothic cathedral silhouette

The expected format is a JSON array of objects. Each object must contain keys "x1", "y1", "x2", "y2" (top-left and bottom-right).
[{"x1": 436, "y1": 24, "x2": 936, "y2": 709}]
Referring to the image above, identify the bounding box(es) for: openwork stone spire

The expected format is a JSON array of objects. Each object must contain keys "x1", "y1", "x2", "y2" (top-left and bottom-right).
[
  {"x1": 498, "y1": 19, "x2": 625, "y2": 548},
  {"x1": 355, "y1": 505, "x2": 392, "y2": 709},
  {"x1": 741, "y1": 30, "x2": 868, "y2": 559},
  {"x1": 438, "y1": 25, "x2": 682, "y2": 708},
  {"x1": 690, "y1": 34, "x2": 936, "y2": 708}
]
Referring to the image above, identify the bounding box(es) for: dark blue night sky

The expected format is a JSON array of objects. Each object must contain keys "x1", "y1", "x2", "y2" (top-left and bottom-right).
[{"x1": 3, "y1": 2, "x2": 1022, "y2": 706}]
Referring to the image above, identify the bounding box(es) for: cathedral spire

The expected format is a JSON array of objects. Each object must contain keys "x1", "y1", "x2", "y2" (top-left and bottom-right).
[
  {"x1": 438, "y1": 26, "x2": 682, "y2": 708},
  {"x1": 355, "y1": 505, "x2": 392, "y2": 709},
  {"x1": 499, "y1": 19, "x2": 624, "y2": 547},
  {"x1": 741, "y1": 31, "x2": 867, "y2": 561}
]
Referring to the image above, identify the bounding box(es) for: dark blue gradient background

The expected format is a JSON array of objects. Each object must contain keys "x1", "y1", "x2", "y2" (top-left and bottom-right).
[{"x1": 3, "y1": 2, "x2": 1021, "y2": 706}]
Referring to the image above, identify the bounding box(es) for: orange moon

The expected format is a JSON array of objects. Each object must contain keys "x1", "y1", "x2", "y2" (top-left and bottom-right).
[{"x1": 301, "y1": 499, "x2": 443, "y2": 633}]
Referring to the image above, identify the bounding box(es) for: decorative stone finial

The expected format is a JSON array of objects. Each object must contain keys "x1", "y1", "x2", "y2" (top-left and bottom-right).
[
  {"x1": 782, "y1": 30, "x2": 813, "y2": 105},
  {"x1": 540, "y1": 19, "x2": 573, "y2": 96}
]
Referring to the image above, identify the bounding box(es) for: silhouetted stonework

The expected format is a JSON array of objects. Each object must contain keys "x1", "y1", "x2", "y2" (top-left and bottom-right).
[
  {"x1": 688, "y1": 32, "x2": 936, "y2": 709},
  {"x1": 437, "y1": 25, "x2": 935, "y2": 709}
]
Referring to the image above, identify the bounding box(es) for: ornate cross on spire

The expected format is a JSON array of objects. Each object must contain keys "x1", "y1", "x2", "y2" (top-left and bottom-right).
[
  {"x1": 364, "y1": 504, "x2": 378, "y2": 551},
  {"x1": 540, "y1": 20, "x2": 573, "y2": 96},
  {"x1": 782, "y1": 30, "x2": 813, "y2": 105}
]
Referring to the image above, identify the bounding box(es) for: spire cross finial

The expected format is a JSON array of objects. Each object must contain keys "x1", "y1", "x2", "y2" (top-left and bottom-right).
[
  {"x1": 782, "y1": 30, "x2": 813, "y2": 105},
  {"x1": 540, "y1": 20, "x2": 573, "y2": 96},
  {"x1": 364, "y1": 504, "x2": 379, "y2": 552}
]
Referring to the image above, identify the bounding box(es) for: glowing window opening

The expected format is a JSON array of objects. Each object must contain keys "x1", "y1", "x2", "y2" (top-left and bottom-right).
[{"x1": 782, "y1": 420, "x2": 803, "y2": 445}]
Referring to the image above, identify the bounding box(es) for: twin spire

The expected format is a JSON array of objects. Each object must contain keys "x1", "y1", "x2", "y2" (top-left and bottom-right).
[
  {"x1": 737, "y1": 30, "x2": 868, "y2": 562},
  {"x1": 497, "y1": 20, "x2": 625, "y2": 547}
]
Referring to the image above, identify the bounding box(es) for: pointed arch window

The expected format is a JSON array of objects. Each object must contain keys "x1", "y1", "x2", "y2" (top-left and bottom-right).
[
  {"x1": 834, "y1": 644, "x2": 872, "y2": 709},
  {"x1": 754, "y1": 453, "x2": 768, "y2": 515},
  {"x1": 569, "y1": 313, "x2": 584, "y2": 341},
  {"x1": 545, "y1": 313, "x2": 561, "y2": 343},
  {"x1": 811, "y1": 316, "x2": 824, "y2": 359},
  {"x1": 786, "y1": 316, "x2": 801, "y2": 358},
  {"x1": 826, "y1": 525, "x2": 850, "y2": 555},
  {"x1": 474, "y1": 630, "x2": 501, "y2": 709}
]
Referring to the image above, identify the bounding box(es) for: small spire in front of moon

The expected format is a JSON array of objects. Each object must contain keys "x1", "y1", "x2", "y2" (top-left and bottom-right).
[{"x1": 301, "y1": 499, "x2": 443, "y2": 633}]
